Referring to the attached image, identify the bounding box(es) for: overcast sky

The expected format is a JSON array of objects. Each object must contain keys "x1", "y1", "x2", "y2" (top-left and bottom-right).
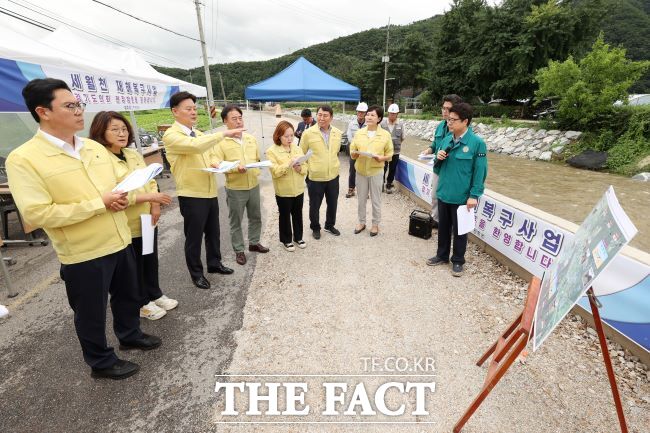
[{"x1": 3, "y1": 0, "x2": 459, "y2": 68}]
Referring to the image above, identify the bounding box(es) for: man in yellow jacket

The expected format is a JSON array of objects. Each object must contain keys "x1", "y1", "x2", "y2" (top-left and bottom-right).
[
  {"x1": 300, "y1": 105, "x2": 343, "y2": 239},
  {"x1": 163, "y1": 92, "x2": 243, "y2": 290},
  {"x1": 6, "y1": 78, "x2": 158, "y2": 380},
  {"x1": 214, "y1": 105, "x2": 269, "y2": 266}
]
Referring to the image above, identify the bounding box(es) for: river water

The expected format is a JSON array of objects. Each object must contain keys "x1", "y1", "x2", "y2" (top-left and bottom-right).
[{"x1": 397, "y1": 135, "x2": 650, "y2": 252}]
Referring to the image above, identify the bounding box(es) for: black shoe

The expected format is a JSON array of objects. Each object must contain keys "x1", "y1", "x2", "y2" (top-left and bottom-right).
[
  {"x1": 312, "y1": 230, "x2": 321, "y2": 240},
  {"x1": 324, "y1": 226, "x2": 341, "y2": 236},
  {"x1": 426, "y1": 257, "x2": 448, "y2": 266},
  {"x1": 91, "y1": 359, "x2": 139, "y2": 380},
  {"x1": 208, "y1": 263, "x2": 234, "y2": 275},
  {"x1": 119, "y1": 333, "x2": 162, "y2": 351},
  {"x1": 192, "y1": 275, "x2": 211, "y2": 289},
  {"x1": 432, "y1": 219, "x2": 439, "y2": 229},
  {"x1": 452, "y1": 263, "x2": 464, "y2": 276}
]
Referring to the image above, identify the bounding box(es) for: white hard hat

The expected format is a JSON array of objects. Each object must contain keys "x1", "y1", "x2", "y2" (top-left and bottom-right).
[
  {"x1": 387, "y1": 103, "x2": 399, "y2": 113},
  {"x1": 355, "y1": 102, "x2": 368, "y2": 112}
]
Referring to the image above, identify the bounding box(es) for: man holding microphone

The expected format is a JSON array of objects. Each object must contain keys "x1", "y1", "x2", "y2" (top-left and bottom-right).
[{"x1": 426, "y1": 102, "x2": 487, "y2": 277}]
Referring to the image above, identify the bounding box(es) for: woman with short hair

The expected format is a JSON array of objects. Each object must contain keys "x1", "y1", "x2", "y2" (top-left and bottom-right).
[
  {"x1": 89, "y1": 111, "x2": 177, "y2": 320},
  {"x1": 350, "y1": 105, "x2": 394, "y2": 237},
  {"x1": 266, "y1": 121, "x2": 308, "y2": 251}
]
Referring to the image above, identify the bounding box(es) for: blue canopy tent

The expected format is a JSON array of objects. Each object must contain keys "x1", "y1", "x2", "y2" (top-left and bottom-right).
[{"x1": 245, "y1": 57, "x2": 360, "y2": 102}]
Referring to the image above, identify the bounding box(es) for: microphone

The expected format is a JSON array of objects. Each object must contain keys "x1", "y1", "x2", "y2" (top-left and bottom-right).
[{"x1": 433, "y1": 144, "x2": 453, "y2": 169}]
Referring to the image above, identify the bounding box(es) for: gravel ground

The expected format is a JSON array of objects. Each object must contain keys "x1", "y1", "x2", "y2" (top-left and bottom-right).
[
  {"x1": 211, "y1": 112, "x2": 649, "y2": 432},
  {"x1": 1, "y1": 111, "x2": 648, "y2": 432}
]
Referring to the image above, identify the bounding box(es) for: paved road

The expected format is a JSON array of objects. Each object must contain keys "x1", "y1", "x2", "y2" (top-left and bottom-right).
[{"x1": 0, "y1": 111, "x2": 280, "y2": 433}]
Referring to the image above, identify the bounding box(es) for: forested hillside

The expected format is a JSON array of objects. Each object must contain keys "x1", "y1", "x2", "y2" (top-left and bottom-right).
[{"x1": 156, "y1": 0, "x2": 649, "y2": 104}]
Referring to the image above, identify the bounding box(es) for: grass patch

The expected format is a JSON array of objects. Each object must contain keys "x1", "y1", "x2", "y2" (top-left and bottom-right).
[{"x1": 120, "y1": 108, "x2": 220, "y2": 133}]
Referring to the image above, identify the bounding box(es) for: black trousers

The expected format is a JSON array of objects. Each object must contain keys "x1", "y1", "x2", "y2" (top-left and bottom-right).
[
  {"x1": 275, "y1": 193, "x2": 304, "y2": 244},
  {"x1": 307, "y1": 175, "x2": 339, "y2": 231},
  {"x1": 178, "y1": 196, "x2": 222, "y2": 280},
  {"x1": 348, "y1": 156, "x2": 356, "y2": 189},
  {"x1": 131, "y1": 229, "x2": 163, "y2": 305},
  {"x1": 60, "y1": 246, "x2": 143, "y2": 369},
  {"x1": 436, "y1": 199, "x2": 468, "y2": 265},
  {"x1": 384, "y1": 153, "x2": 400, "y2": 185}
]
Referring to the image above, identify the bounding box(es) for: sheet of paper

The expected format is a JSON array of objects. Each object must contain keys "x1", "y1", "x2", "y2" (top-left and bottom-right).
[
  {"x1": 356, "y1": 150, "x2": 379, "y2": 158},
  {"x1": 245, "y1": 160, "x2": 273, "y2": 169},
  {"x1": 140, "y1": 214, "x2": 155, "y2": 255},
  {"x1": 200, "y1": 160, "x2": 240, "y2": 173},
  {"x1": 456, "y1": 205, "x2": 475, "y2": 236},
  {"x1": 113, "y1": 163, "x2": 162, "y2": 192},
  {"x1": 293, "y1": 149, "x2": 313, "y2": 165}
]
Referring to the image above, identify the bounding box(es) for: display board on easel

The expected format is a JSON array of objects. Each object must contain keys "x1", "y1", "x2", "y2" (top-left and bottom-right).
[{"x1": 454, "y1": 186, "x2": 638, "y2": 433}]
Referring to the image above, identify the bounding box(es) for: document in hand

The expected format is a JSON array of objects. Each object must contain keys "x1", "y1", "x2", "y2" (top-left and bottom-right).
[
  {"x1": 112, "y1": 163, "x2": 162, "y2": 192},
  {"x1": 245, "y1": 160, "x2": 273, "y2": 169},
  {"x1": 418, "y1": 154, "x2": 436, "y2": 165},
  {"x1": 293, "y1": 149, "x2": 313, "y2": 165},
  {"x1": 357, "y1": 150, "x2": 379, "y2": 158},
  {"x1": 201, "y1": 160, "x2": 240, "y2": 173},
  {"x1": 456, "y1": 205, "x2": 476, "y2": 235},
  {"x1": 140, "y1": 214, "x2": 155, "y2": 255}
]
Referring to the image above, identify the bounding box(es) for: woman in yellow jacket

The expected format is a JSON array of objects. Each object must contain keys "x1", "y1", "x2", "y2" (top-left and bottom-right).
[
  {"x1": 350, "y1": 105, "x2": 394, "y2": 237},
  {"x1": 89, "y1": 111, "x2": 177, "y2": 321},
  {"x1": 266, "y1": 121, "x2": 308, "y2": 251}
]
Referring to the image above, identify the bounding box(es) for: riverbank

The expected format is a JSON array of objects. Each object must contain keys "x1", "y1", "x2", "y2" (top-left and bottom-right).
[
  {"x1": 1, "y1": 111, "x2": 647, "y2": 432},
  {"x1": 322, "y1": 115, "x2": 650, "y2": 253}
]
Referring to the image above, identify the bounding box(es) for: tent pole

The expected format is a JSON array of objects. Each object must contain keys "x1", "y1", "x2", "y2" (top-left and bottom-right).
[
  {"x1": 129, "y1": 110, "x2": 143, "y2": 154},
  {"x1": 259, "y1": 102, "x2": 264, "y2": 147},
  {"x1": 342, "y1": 101, "x2": 345, "y2": 115},
  {"x1": 246, "y1": 100, "x2": 250, "y2": 111}
]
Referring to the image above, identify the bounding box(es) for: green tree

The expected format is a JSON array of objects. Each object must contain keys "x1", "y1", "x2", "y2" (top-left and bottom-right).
[
  {"x1": 535, "y1": 34, "x2": 650, "y2": 128},
  {"x1": 428, "y1": 0, "x2": 606, "y2": 102},
  {"x1": 393, "y1": 33, "x2": 431, "y2": 94}
]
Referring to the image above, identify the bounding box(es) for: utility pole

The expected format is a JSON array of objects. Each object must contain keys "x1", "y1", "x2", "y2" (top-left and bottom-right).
[
  {"x1": 382, "y1": 17, "x2": 391, "y2": 109},
  {"x1": 219, "y1": 71, "x2": 227, "y2": 104},
  {"x1": 194, "y1": 0, "x2": 215, "y2": 128}
]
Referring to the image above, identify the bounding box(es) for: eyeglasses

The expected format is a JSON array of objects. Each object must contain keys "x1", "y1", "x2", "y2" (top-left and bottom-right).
[
  {"x1": 447, "y1": 117, "x2": 461, "y2": 123},
  {"x1": 108, "y1": 128, "x2": 129, "y2": 135},
  {"x1": 61, "y1": 102, "x2": 87, "y2": 113}
]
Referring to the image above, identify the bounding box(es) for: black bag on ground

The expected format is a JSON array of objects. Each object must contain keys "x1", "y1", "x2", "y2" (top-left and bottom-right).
[{"x1": 409, "y1": 210, "x2": 434, "y2": 240}]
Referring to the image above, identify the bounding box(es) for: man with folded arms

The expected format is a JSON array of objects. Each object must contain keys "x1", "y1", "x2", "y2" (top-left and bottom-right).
[
  {"x1": 7, "y1": 78, "x2": 159, "y2": 379},
  {"x1": 164, "y1": 92, "x2": 243, "y2": 289},
  {"x1": 214, "y1": 104, "x2": 269, "y2": 266}
]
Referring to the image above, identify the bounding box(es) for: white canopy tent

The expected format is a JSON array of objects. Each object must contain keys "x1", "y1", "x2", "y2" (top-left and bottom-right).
[{"x1": 0, "y1": 26, "x2": 204, "y2": 156}]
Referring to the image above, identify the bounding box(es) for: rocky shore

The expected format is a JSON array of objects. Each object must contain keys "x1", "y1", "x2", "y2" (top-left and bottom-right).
[{"x1": 334, "y1": 114, "x2": 582, "y2": 162}]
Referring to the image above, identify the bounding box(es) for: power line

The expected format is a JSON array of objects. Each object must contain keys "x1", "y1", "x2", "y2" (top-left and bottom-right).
[
  {"x1": 6, "y1": 0, "x2": 189, "y2": 68},
  {"x1": 91, "y1": 0, "x2": 200, "y2": 42},
  {"x1": 0, "y1": 6, "x2": 54, "y2": 31}
]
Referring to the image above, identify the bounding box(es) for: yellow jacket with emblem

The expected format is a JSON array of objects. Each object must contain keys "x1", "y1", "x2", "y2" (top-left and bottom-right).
[
  {"x1": 299, "y1": 125, "x2": 342, "y2": 182},
  {"x1": 350, "y1": 126, "x2": 394, "y2": 177},
  {"x1": 163, "y1": 121, "x2": 225, "y2": 198},
  {"x1": 109, "y1": 147, "x2": 158, "y2": 237},
  {"x1": 6, "y1": 132, "x2": 132, "y2": 264},
  {"x1": 265, "y1": 144, "x2": 308, "y2": 197},
  {"x1": 213, "y1": 133, "x2": 261, "y2": 191}
]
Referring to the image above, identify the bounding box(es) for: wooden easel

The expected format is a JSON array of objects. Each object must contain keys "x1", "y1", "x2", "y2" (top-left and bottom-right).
[{"x1": 453, "y1": 278, "x2": 629, "y2": 433}]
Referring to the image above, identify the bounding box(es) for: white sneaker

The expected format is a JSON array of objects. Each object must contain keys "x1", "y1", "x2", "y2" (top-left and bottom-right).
[
  {"x1": 140, "y1": 302, "x2": 167, "y2": 320},
  {"x1": 283, "y1": 242, "x2": 296, "y2": 252},
  {"x1": 296, "y1": 240, "x2": 307, "y2": 249},
  {"x1": 154, "y1": 295, "x2": 178, "y2": 311}
]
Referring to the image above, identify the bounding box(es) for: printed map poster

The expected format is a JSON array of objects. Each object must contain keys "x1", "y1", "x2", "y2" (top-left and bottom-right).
[{"x1": 533, "y1": 186, "x2": 638, "y2": 351}]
